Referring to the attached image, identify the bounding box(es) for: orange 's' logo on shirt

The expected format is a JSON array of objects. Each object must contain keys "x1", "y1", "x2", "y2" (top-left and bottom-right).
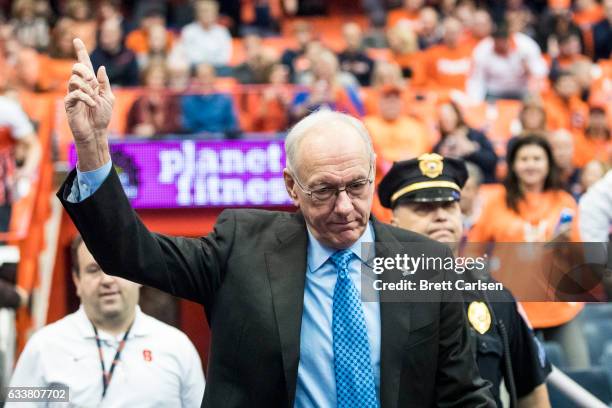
[{"x1": 143, "y1": 349, "x2": 153, "y2": 362}]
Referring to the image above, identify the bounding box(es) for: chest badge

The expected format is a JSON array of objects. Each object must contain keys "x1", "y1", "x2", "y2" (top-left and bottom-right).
[{"x1": 468, "y1": 301, "x2": 491, "y2": 334}]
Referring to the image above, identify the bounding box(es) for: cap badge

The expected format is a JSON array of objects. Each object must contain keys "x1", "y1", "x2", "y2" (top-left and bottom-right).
[
  {"x1": 467, "y1": 301, "x2": 492, "y2": 334},
  {"x1": 418, "y1": 153, "x2": 444, "y2": 178}
]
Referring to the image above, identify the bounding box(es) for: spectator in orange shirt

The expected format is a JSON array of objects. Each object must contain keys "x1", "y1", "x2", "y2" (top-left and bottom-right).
[
  {"x1": 434, "y1": 102, "x2": 498, "y2": 183},
  {"x1": 365, "y1": 84, "x2": 431, "y2": 223},
  {"x1": 126, "y1": 8, "x2": 175, "y2": 57},
  {"x1": 469, "y1": 135, "x2": 588, "y2": 369},
  {"x1": 574, "y1": 106, "x2": 612, "y2": 166},
  {"x1": 387, "y1": 0, "x2": 423, "y2": 29},
  {"x1": 547, "y1": 32, "x2": 590, "y2": 74},
  {"x1": 364, "y1": 84, "x2": 431, "y2": 166},
  {"x1": 544, "y1": 70, "x2": 589, "y2": 133},
  {"x1": 386, "y1": 23, "x2": 425, "y2": 85},
  {"x1": 38, "y1": 18, "x2": 76, "y2": 92},
  {"x1": 422, "y1": 17, "x2": 472, "y2": 92},
  {"x1": 363, "y1": 60, "x2": 405, "y2": 115},
  {"x1": 574, "y1": 0, "x2": 605, "y2": 56},
  {"x1": 573, "y1": 0, "x2": 604, "y2": 31},
  {"x1": 239, "y1": 63, "x2": 291, "y2": 132},
  {"x1": 63, "y1": 0, "x2": 97, "y2": 52}
]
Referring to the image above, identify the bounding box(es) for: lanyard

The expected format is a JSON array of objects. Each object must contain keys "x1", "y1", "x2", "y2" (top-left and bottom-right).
[{"x1": 92, "y1": 322, "x2": 133, "y2": 398}]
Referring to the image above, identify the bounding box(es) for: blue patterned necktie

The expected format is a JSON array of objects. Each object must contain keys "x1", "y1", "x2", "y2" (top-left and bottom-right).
[{"x1": 330, "y1": 249, "x2": 379, "y2": 408}]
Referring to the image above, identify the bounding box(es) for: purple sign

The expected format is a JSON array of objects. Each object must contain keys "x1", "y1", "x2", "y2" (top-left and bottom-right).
[{"x1": 69, "y1": 140, "x2": 292, "y2": 209}]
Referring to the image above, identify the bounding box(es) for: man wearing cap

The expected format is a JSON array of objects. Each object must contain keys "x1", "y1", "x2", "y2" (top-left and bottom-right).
[{"x1": 379, "y1": 154, "x2": 551, "y2": 408}]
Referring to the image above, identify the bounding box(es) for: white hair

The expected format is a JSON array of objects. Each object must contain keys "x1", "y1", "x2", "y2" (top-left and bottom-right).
[{"x1": 284, "y1": 109, "x2": 375, "y2": 174}]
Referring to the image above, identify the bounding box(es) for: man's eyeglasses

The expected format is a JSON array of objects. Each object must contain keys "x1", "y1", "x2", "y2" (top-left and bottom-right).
[{"x1": 292, "y1": 165, "x2": 374, "y2": 203}]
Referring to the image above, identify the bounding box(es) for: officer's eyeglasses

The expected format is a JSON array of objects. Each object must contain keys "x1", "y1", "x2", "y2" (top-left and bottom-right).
[{"x1": 292, "y1": 165, "x2": 374, "y2": 203}]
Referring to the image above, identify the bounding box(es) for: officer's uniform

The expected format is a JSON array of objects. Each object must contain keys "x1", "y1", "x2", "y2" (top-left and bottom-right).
[{"x1": 378, "y1": 154, "x2": 551, "y2": 407}]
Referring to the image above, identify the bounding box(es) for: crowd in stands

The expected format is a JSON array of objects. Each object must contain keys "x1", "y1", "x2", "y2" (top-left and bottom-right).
[{"x1": 0, "y1": 0, "x2": 611, "y2": 386}]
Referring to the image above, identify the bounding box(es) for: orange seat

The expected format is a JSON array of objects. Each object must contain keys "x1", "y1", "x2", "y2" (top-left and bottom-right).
[
  {"x1": 108, "y1": 89, "x2": 140, "y2": 137},
  {"x1": 461, "y1": 102, "x2": 488, "y2": 130},
  {"x1": 230, "y1": 38, "x2": 246, "y2": 66},
  {"x1": 490, "y1": 99, "x2": 522, "y2": 142}
]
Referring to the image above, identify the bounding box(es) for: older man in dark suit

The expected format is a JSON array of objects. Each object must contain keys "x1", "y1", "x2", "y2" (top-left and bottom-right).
[{"x1": 58, "y1": 38, "x2": 494, "y2": 407}]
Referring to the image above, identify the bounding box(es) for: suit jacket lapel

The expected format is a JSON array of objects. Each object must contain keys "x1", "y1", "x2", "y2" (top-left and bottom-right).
[
  {"x1": 373, "y1": 220, "x2": 412, "y2": 408},
  {"x1": 265, "y1": 212, "x2": 308, "y2": 408}
]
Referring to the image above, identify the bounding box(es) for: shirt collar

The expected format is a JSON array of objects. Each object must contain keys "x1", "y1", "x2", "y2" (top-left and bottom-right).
[
  {"x1": 75, "y1": 305, "x2": 150, "y2": 340},
  {"x1": 307, "y1": 222, "x2": 375, "y2": 273}
]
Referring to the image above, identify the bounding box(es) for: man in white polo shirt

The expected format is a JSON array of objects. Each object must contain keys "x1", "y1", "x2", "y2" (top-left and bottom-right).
[{"x1": 6, "y1": 235, "x2": 205, "y2": 407}]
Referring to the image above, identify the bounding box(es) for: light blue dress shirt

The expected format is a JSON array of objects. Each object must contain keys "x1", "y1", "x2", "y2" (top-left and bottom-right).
[
  {"x1": 70, "y1": 161, "x2": 382, "y2": 407},
  {"x1": 68, "y1": 160, "x2": 113, "y2": 202},
  {"x1": 295, "y1": 224, "x2": 380, "y2": 407}
]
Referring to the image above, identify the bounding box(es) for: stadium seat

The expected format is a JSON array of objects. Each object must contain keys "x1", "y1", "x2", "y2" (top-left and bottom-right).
[
  {"x1": 547, "y1": 367, "x2": 612, "y2": 407},
  {"x1": 583, "y1": 320, "x2": 612, "y2": 366},
  {"x1": 601, "y1": 345, "x2": 612, "y2": 390},
  {"x1": 578, "y1": 303, "x2": 612, "y2": 323},
  {"x1": 544, "y1": 341, "x2": 568, "y2": 370}
]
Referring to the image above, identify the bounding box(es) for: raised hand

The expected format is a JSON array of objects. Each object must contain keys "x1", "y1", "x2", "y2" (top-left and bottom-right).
[{"x1": 64, "y1": 38, "x2": 114, "y2": 170}]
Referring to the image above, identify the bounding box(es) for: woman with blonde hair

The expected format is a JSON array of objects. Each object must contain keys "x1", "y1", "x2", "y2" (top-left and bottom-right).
[{"x1": 386, "y1": 23, "x2": 425, "y2": 85}]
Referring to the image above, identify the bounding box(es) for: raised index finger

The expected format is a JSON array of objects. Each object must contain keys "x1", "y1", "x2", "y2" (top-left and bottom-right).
[{"x1": 73, "y1": 38, "x2": 94, "y2": 72}]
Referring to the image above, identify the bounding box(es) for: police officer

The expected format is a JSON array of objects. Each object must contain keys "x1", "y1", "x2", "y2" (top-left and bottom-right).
[{"x1": 378, "y1": 153, "x2": 551, "y2": 408}]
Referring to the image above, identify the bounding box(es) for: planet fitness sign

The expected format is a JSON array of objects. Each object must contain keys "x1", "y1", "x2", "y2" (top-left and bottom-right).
[{"x1": 69, "y1": 140, "x2": 292, "y2": 208}]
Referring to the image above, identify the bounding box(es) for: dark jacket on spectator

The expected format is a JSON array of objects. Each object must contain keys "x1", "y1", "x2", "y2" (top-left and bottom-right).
[
  {"x1": 434, "y1": 128, "x2": 498, "y2": 183},
  {"x1": 338, "y1": 50, "x2": 374, "y2": 86},
  {"x1": 281, "y1": 48, "x2": 305, "y2": 83},
  {"x1": 91, "y1": 45, "x2": 140, "y2": 87},
  {"x1": 593, "y1": 19, "x2": 612, "y2": 61},
  {"x1": 233, "y1": 63, "x2": 271, "y2": 84}
]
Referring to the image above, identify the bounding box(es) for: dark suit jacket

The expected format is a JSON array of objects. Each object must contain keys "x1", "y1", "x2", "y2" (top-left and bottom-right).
[{"x1": 58, "y1": 167, "x2": 495, "y2": 408}]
